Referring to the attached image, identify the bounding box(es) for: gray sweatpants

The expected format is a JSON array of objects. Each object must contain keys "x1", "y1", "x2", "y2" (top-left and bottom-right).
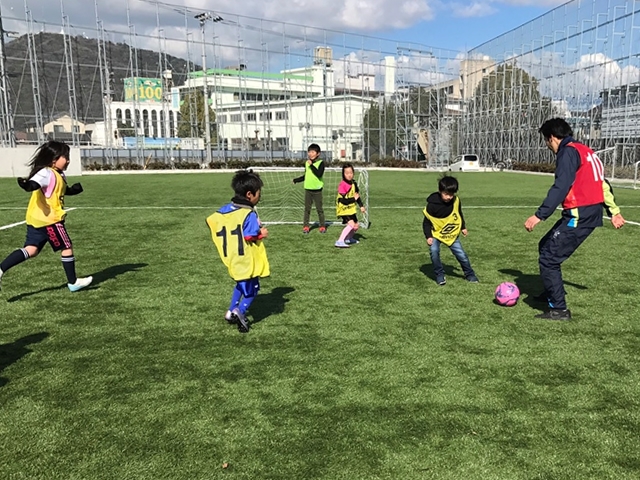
[{"x1": 304, "y1": 189, "x2": 325, "y2": 227}]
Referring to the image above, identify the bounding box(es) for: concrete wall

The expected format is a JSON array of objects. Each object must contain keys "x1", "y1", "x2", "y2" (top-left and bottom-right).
[{"x1": 0, "y1": 147, "x2": 82, "y2": 178}]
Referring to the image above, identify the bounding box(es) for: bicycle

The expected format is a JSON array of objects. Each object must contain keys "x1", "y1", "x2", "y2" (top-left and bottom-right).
[{"x1": 491, "y1": 157, "x2": 513, "y2": 172}]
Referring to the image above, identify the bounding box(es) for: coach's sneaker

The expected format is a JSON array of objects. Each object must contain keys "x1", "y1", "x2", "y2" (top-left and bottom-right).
[
  {"x1": 465, "y1": 275, "x2": 479, "y2": 283},
  {"x1": 535, "y1": 309, "x2": 572, "y2": 321},
  {"x1": 302, "y1": 226, "x2": 310, "y2": 234},
  {"x1": 334, "y1": 240, "x2": 350, "y2": 248},
  {"x1": 319, "y1": 226, "x2": 327, "y2": 234},
  {"x1": 224, "y1": 310, "x2": 236, "y2": 324},
  {"x1": 436, "y1": 275, "x2": 446, "y2": 286},
  {"x1": 231, "y1": 308, "x2": 250, "y2": 333},
  {"x1": 68, "y1": 276, "x2": 93, "y2": 292}
]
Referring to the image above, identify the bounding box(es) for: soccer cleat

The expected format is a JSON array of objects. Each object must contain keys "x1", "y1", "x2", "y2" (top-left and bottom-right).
[
  {"x1": 302, "y1": 226, "x2": 310, "y2": 234},
  {"x1": 436, "y1": 276, "x2": 446, "y2": 286},
  {"x1": 535, "y1": 309, "x2": 572, "y2": 321},
  {"x1": 334, "y1": 241, "x2": 350, "y2": 248},
  {"x1": 319, "y1": 226, "x2": 327, "y2": 234},
  {"x1": 345, "y1": 239, "x2": 359, "y2": 245},
  {"x1": 231, "y1": 308, "x2": 250, "y2": 333},
  {"x1": 465, "y1": 275, "x2": 479, "y2": 283},
  {"x1": 224, "y1": 310, "x2": 236, "y2": 324},
  {"x1": 68, "y1": 276, "x2": 93, "y2": 292}
]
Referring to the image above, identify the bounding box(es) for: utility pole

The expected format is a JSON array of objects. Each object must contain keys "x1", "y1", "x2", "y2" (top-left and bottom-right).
[
  {"x1": 0, "y1": 4, "x2": 16, "y2": 147},
  {"x1": 195, "y1": 12, "x2": 222, "y2": 165}
]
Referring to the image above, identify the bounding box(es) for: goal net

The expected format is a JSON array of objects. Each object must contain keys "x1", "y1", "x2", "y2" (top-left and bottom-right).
[{"x1": 247, "y1": 167, "x2": 370, "y2": 228}]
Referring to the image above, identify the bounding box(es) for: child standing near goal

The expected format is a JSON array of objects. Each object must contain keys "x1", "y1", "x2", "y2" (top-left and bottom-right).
[
  {"x1": 423, "y1": 175, "x2": 479, "y2": 285},
  {"x1": 206, "y1": 170, "x2": 269, "y2": 333},
  {"x1": 292, "y1": 143, "x2": 326, "y2": 234},
  {"x1": 335, "y1": 164, "x2": 366, "y2": 248},
  {"x1": 0, "y1": 141, "x2": 92, "y2": 292}
]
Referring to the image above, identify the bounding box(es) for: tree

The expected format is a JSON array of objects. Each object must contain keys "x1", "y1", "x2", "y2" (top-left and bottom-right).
[
  {"x1": 362, "y1": 101, "x2": 398, "y2": 159},
  {"x1": 177, "y1": 89, "x2": 217, "y2": 144},
  {"x1": 116, "y1": 121, "x2": 135, "y2": 138},
  {"x1": 465, "y1": 63, "x2": 554, "y2": 163}
]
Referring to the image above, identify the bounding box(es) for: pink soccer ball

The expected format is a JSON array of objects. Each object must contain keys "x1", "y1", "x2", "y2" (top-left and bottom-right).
[{"x1": 495, "y1": 282, "x2": 520, "y2": 307}]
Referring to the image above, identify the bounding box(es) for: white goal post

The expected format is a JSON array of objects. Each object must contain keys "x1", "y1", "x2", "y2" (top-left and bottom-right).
[{"x1": 247, "y1": 166, "x2": 370, "y2": 228}]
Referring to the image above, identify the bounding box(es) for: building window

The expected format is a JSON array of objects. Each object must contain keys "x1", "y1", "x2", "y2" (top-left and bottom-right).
[
  {"x1": 230, "y1": 114, "x2": 241, "y2": 122},
  {"x1": 275, "y1": 137, "x2": 289, "y2": 150},
  {"x1": 246, "y1": 113, "x2": 256, "y2": 122},
  {"x1": 54, "y1": 125, "x2": 64, "y2": 133},
  {"x1": 259, "y1": 112, "x2": 272, "y2": 121},
  {"x1": 218, "y1": 115, "x2": 227, "y2": 124},
  {"x1": 276, "y1": 111, "x2": 288, "y2": 120}
]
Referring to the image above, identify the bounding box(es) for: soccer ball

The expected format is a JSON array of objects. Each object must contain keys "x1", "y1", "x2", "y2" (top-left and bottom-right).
[{"x1": 495, "y1": 282, "x2": 520, "y2": 307}]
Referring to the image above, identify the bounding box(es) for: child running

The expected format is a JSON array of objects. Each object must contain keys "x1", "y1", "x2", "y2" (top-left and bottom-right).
[
  {"x1": 0, "y1": 141, "x2": 92, "y2": 292},
  {"x1": 335, "y1": 163, "x2": 366, "y2": 248},
  {"x1": 206, "y1": 170, "x2": 269, "y2": 333}
]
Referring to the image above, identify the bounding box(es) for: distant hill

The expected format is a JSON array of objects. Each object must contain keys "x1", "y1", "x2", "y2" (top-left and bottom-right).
[{"x1": 4, "y1": 32, "x2": 197, "y2": 130}]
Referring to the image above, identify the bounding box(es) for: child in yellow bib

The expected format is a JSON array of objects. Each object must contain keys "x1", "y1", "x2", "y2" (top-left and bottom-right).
[
  {"x1": 335, "y1": 164, "x2": 366, "y2": 248},
  {"x1": 206, "y1": 170, "x2": 269, "y2": 333},
  {"x1": 423, "y1": 175, "x2": 478, "y2": 286},
  {"x1": 0, "y1": 141, "x2": 92, "y2": 293}
]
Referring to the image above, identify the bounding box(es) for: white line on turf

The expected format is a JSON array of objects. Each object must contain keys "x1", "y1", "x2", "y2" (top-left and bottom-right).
[{"x1": 0, "y1": 208, "x2": 76, "y2": 231}]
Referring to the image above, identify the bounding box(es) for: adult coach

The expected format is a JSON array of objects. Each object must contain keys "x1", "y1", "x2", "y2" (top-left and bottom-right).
[{"x1": 524, "y1": 118, "x2": 625, "y2": 320}]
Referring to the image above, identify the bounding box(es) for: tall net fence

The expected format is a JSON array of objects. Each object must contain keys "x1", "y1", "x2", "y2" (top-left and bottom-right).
[{"x1": 1, "y1": 1, "x2": 640, "y2": 169}]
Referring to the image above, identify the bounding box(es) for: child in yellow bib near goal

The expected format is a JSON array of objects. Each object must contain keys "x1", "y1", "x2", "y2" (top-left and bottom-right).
[{"x1": 335, "y1": 164, "x2": 366, "y2": 248}]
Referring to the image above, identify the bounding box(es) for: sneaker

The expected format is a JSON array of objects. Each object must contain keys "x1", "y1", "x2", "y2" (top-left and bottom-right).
[
  {"x1": 319, "y1": 226, "x2": 327, "y2": 234},
  {"x1": 436, "y1": 276, "x2": 446, "y2": 286},
  {"x1": 231, "y1": 308, "x2": 250, "y2": 333},
  {"x1": 334, "y1": 241, "x2": 350, "y2": 248},
  {"x1": 302, "y1": 226, "x2": 310, "y2": 234},
  {"x1": 535, "y1": 309, "x2": 572, "y2": 321},
  {"x1": 465, "y1": 275, "x2": 479, "y2": 283},
  {"x1": 68, "y1": 276, "x2": 93, "y2": 292},
  {"x1": 224, "y1": 310, "x2": 236, "y2": 324},
  {"x1": 345, "y1": 239, "x2": 359, "y2": 245}
]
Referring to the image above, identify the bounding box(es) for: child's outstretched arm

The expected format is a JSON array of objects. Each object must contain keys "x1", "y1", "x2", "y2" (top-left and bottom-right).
[
  {"x1": 65, "y1": 183, "x2": 84, "y2": 196},
  {"x1": 17, "y1": 177, "x2": 41, "y2": 192}
]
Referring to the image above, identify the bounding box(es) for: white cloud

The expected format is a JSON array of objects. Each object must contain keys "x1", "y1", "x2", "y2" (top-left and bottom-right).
[{"x1": 451, "y1": 2, "x2": 497, "y2": 18}]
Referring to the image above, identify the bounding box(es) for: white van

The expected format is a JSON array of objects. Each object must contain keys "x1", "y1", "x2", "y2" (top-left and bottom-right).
[{"x1": 448, "y1": 154, "x2": 480, "y2": 172}]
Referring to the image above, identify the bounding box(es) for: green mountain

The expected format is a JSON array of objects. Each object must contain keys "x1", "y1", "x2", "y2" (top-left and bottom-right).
[{"x1": 4, "y1": 32, "x2": 197, "y2": 130}]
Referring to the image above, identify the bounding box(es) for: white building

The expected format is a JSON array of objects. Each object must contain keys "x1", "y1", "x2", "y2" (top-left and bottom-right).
[{"x1": 177, "y1": 53, "x2": 379, "y2": 160}]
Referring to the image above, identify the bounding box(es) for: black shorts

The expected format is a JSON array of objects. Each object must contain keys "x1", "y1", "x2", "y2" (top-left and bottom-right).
[
  {"x1": 340, "y1": 214, "x2": 358, "y2": 225},
  {"x1": 25, "y1": 222, "x2": 73, "y2": 252}
]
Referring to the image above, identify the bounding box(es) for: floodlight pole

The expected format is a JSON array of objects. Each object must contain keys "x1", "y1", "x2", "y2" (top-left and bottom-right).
[{"x1": 195, "y1": 12, "x2": 222, "y2": 165}]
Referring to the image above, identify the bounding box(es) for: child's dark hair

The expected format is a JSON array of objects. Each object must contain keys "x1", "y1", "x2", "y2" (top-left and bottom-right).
[
  {"x1": 438, "y1": 175, "x2": 459, "y2": 195},
  {"x1": 307, "y1": 143, "x2": 321, "y2": 154},
  {"x1": 28, "y1": 141, "x2": 70, "y2": 178},
  {"x1": 538, "y1": 118, "x2": 573, "y2": 140},
  {"x1": 341, "y1": 162, "x2": 354, "y2": 181},
  {"x1": 232, "y1": 169, "x2": 263, "y2": 197}
]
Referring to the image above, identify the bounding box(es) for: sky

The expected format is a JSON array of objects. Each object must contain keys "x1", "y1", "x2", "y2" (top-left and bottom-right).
[{"x1": 0, "y1": 0, "x2": 568, "y2": 54}]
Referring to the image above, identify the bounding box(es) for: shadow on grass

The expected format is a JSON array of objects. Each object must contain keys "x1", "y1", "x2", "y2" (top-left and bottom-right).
[
  {"x1": 419, "y1": 263, "x2": 465, "y2": 283},
  {"x1": 0, "y1": 332, "x2": 49, "y2": 387},
  {"x1": 250, "y1": 286, "x2": 295, "y2": 325},
  {"x1": 498, "y1": 268, "x2": 587, "y2": 310},
  {"x1": 7, "y1": 263, "x2": 148, "y2": 302}
]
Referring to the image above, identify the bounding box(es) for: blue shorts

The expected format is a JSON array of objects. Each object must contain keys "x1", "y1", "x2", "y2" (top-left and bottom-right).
[
  {"x1": 25, "y1": 222, "x2": 73, "y2": 252},
  {"x1": 237, "y1": 278, "x2": 260, "y2": 297}
]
